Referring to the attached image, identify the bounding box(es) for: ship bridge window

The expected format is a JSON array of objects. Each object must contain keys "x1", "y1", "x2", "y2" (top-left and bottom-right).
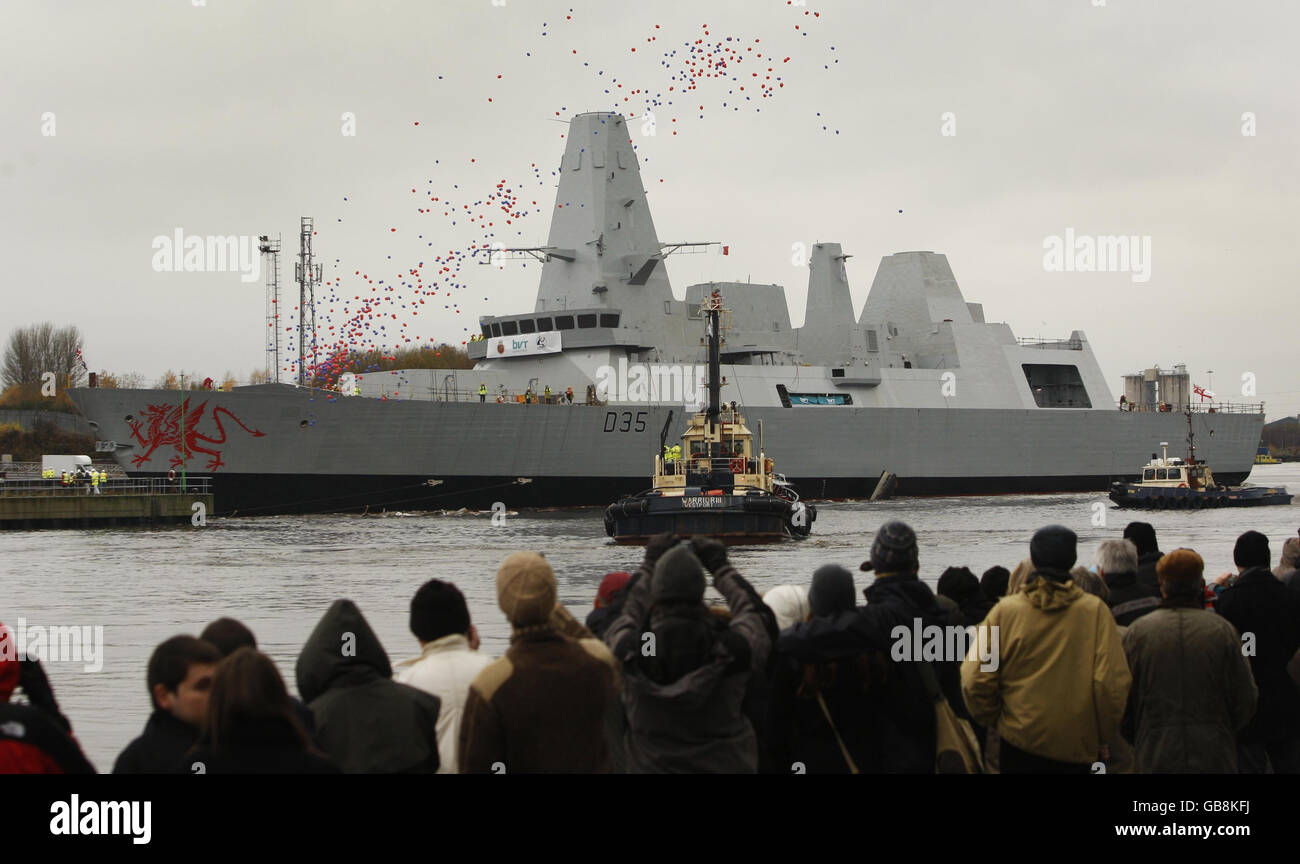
[
  {"x1": 518, "y1": 319, "x2": 536, "y2": 334},
  {"x1": 490, "y1": 323, "x2": 502, "y2": 338},
  {"x1": 577, "y1": 314, "x2": 598, "y2": 328},
  {"x1": 599, "y1": 313, "x2": 620, "y2": 328},
  {"x1": 555, "y1": 315, "x2": 575, "y2": 330},
  {"x1": 690, "y1": 440, "x2": 709, "y2": 456},
  {"x1": 1143, "y1": 469, "x2": 1156, "y2": 481},
  {"x1": 537, "y1": 317, "x2": 553, "y2": 332},
  {"x1": 501, "y1": 320, "x2": 519, "y2": 336},
  {"x1": 480, "y1": 325, "x2": 491, "y2": 339},
  {"x1": 1156, "y1": 469, "x2": 1167, "y2": 480},
  {"x1": 1022, "y1": 364, "x2": 1092, "y2": 408}
]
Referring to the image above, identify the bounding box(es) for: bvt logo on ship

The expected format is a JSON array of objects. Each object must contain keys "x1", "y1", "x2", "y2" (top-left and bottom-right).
[{"x1": 491, "y1": 332, "x2": 561, "y2": 357}]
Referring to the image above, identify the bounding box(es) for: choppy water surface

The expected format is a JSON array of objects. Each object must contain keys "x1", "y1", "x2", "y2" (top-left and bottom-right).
[{"x1": 5, "y1": 464, "x2": 1298, "y2": 770}]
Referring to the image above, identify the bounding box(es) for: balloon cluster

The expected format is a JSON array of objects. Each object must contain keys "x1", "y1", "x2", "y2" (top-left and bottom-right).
[{"x1": 281, "y1": 4, "x2": 839, "y2": 390}]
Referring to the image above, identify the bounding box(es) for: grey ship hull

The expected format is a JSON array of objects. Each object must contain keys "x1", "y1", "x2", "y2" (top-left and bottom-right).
[{"x1": 70, "y1": 386, "x2": 1261, "y2": 516}]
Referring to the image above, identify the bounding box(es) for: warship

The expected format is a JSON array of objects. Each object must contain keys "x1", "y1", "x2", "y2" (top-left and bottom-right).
[{"x1": 70, "y1": 112, "x2": 1266, "y2": 516}]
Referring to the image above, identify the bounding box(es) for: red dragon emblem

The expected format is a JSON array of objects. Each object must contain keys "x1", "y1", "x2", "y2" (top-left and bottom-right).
[{"x1": 127, "y1": 398, "x2": 265, "y2": 471}]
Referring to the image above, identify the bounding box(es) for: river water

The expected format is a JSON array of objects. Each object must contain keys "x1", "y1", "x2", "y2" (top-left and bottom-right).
[{"x1": 4, "y1": 463, "x2": 1298, "y2": 771}]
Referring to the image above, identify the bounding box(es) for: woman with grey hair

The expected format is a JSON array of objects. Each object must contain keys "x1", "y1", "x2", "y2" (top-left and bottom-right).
[{"x1": 1095, "y1": 539, "x2": 1161, "y2": 627}]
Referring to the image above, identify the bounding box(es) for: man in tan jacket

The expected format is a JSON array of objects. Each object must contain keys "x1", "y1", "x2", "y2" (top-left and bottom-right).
[
  {"x1": 961, "y1": 525, "x2": 1132, "y2": 773},
  {"x1": 459, "y1": 552, "x2": 620, "y2": 773}
]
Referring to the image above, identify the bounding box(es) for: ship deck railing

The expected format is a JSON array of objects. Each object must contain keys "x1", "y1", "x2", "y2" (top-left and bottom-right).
[
  {"x1": 1016, "y1": 337, "x2": 1084, "y2": 350},
  {"x1": 662, "y1": 457, "x2": 767, "y2": 475},
  {"x1": 0, "y1": 477, "x2": 212, "y2": 497},
  {"x1": 361, "y1": 386, "x2": 608, "y2": 405},
  {"x1": 1115, "y1": 401, "x2": 1264, "y2": 414}
]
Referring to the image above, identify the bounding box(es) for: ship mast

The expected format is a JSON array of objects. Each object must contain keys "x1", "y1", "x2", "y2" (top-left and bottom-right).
[
  {"x1": 705, "y1": 295, "x2": 721, "y2": 429},
  {"x1": 1185, "y1": 407, "x2": 1196, "y2": 465},
  {"x1": 701, "y1": 290, "x2": 725, "y2": 482}
]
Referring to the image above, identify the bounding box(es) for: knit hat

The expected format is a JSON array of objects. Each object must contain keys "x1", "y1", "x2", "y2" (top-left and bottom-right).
[
  {"x1": 652, "y1": 544, "x2": 706, "y2": 603},
  {"x1": 1233, "y1": 531, "x2": 1270, "y2": 570},
  {"x1": 980, "y1": 565, "x2": 1011, "y2": 600},
  {"x1": 763, "y1": 584, "x2": 811, "y2": 630},
  {"x1": 595, "y1": 571, "x2": 632, "y2": 609},
  {"x1": 1030, "y1": 525, "x2": 1077, "y2": 571},
  {"x1": 808, "y1": 565, "x2": 856, "y2": 617},
  {"x1": 862, "y1": 521, "x2": 919, "y2": 573},
  {"x1": 1156, "y1": 548, "x2": 1204, "y2": 595},
  {"x1": 936, "y1": 566, "x2": 980, "y2": 604},
  {"x1": 496, "y1": 552, "x2": 558, "y2": 627},
  {"x1": 1122, "y1": 522, "x2": 1158, "y2": 556}
]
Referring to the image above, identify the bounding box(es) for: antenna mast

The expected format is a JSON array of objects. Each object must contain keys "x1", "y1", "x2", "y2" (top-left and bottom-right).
[
  {"x1": 258, "y1": 234, "x2": 282, "y2": 383},
  {"x1": 295, "y1": 217, "x2": 322, "y2": 386}
]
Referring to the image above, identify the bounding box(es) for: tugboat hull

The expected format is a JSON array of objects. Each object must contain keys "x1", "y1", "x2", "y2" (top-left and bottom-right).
[
  {"x1": 1109, "y1": 483, "x2": 1292, "y2": 509},
  {"x1": 605, "y1": 493, "x2": 815, "y2": 544}
]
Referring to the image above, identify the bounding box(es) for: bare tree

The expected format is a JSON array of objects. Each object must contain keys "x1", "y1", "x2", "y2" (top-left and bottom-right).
[{"x1": 2, "y1": 323, "x2": 86, "y2": 389}]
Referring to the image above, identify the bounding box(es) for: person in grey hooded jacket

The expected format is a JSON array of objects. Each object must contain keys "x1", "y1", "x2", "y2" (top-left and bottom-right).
[
  {"x1": 295, "y1": 599, "x2": 441, "y2": 773},
  {"x1": 604, "y1": 534, "x2": 770, "y2": 773}
]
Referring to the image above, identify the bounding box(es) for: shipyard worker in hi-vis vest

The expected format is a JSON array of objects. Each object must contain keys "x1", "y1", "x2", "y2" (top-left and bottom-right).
[{"x1": 478, "y1": 383, "x2": 487, "y2": 403}]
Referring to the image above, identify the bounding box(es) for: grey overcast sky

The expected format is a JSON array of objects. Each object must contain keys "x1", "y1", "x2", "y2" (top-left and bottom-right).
[{"x1": 2, "y1": 0, "x2": 1297, "y2": 416}]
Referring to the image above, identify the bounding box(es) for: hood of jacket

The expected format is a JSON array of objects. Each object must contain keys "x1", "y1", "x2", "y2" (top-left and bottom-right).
[
  {"x1": 1022, "y1": 572, "x2": 1084, "y2": 611},
  {"x1": 295, "y1": 599, "x2": 392, "y2": 704}
]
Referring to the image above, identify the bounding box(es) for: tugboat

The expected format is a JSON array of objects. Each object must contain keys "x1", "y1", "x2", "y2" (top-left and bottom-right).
[
  {"x1": 1110, "y1": 410, "x2": 1291, "y2": 509},
  {"x1": 604, "y1": 292, "x2": 815, "y2": 543},
  {"x1": 1255, "y1": 445, "x2": 1281, "y2": 465}
]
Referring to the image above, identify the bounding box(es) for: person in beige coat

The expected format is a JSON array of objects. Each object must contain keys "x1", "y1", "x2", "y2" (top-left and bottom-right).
[
  {"x1": 961, "y1": 525, "x2": 1132, "y2": 773},
  {"x1": 459, "y1": 552, "x2": 620, "y2": 773}
]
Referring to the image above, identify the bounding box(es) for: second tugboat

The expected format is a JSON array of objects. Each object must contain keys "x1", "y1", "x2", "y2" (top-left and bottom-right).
[
  {"x1": 1110, "y1": 409, "x2": 1291, "y2": 509},
  {"x1": 604, "y1": 291, "x2": 815, "y2": 543}
]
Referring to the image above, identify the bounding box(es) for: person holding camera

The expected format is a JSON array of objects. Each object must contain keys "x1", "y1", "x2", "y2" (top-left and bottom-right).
[{"x1": 604, "y1": 533, "x2": 772, "y2": 773}]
